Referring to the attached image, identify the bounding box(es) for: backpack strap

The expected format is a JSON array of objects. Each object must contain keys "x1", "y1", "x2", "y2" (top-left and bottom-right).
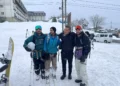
[{"x1": 47, "y1": 34, "x2": 50, "y2": 44}]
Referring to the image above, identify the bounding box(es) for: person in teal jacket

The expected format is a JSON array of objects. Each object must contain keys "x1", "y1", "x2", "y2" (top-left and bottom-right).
[
  {"x1": 23, "y1": 25, "x2": 46, "y2": 80},
  {"x1": 44, "y1": 27, "x2": 60, "y2": 81}
]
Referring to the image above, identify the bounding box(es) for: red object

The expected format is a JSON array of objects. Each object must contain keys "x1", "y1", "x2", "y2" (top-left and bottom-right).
[{"x1": 75, "y1": 25, "x2": 82, "y2": 30}]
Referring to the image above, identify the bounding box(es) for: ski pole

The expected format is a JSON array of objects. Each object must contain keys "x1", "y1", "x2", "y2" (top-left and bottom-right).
[
  {"x1": 29, "y1": 59, "x2": 32, "y2": 86},
  {"x1": 32, "y1": 52, "x2": 35, "y2": 86},
  {"x1": 29, "y1": 52, "x2": 33, "y2": 86},
  {"x1": 57, "y1": 50, "x2": 59, "y2": 62}
]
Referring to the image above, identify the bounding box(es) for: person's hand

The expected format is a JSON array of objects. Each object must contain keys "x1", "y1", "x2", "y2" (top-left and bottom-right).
[
  {"x1": 80, "y1": 55, "x2": 87, "y2": 63},
  {"x1": 25, "y1": 47, "x2": 32, "y2": 52},
  {"x1": 80, "y1": 57, "x2": 85, "y2": 63}
]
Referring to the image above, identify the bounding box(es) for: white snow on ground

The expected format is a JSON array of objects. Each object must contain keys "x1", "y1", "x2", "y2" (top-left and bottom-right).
[{"x1": 0, "y1": 22, "x2": 120, "y2": 86}]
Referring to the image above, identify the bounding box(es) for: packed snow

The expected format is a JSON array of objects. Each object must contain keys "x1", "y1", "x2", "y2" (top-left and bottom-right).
[{"x1": 0, "y1": 22, "x2": 120, "y2": 86}]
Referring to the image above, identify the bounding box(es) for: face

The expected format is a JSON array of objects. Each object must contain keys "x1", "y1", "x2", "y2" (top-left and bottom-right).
[
  {"x1": 76, "y1": 29, "x2": 82, "y2": 35},
  {"x1": 64, "y1": 27, "x2": 70, "y2": 35},
  {"x1": 36, "y1": 29, "x2": 42, "y2": 34},
  {"x1": 50, "y1": 28, "x2": 55, "y2": 35}
]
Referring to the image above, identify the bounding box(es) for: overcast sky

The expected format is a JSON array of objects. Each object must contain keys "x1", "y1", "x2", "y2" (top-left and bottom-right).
[{"x1": 22, "y1": 0, "x2": 120, "y2": 28}]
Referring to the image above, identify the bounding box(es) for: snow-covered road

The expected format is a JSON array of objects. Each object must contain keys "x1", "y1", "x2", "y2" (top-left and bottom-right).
[{"x1": 0, "y1": 22, "x2": 120, "y2": 86}]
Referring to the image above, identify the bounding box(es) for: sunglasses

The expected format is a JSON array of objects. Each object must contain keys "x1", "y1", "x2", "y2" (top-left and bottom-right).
[{"x1": 36, "y1": 28, "x2": 41, "y2": 30}]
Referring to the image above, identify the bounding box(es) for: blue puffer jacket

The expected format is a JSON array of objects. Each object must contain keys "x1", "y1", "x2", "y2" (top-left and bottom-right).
[{"x1": 44, "y1": 34, "x2": 60, "y2": 54}]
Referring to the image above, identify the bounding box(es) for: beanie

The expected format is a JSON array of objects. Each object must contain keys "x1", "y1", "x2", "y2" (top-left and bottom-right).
[
  {"x1": 35, "y1": 25, "x2": 42, "y2": 30},
  {"x1": 75, "y1": 25, "x2": 82, "y2": 30}
]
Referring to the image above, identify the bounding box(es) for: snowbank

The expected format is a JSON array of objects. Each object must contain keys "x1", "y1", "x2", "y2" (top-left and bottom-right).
[
  {"x1": 112, "y1": 36, "x2": 120, "y2": 40},
  {"x1": 0, "y1": 22, "x2": 62, "y2": 34}
]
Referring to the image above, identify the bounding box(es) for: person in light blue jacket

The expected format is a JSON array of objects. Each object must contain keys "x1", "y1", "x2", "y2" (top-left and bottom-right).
[{"x1": 44, "y1": 27, "x2": 60, "y2": 81}]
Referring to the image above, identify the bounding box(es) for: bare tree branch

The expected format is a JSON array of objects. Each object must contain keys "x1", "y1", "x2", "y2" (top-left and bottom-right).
[{"x1": 90, "y1": 14, "x2": 105, "y2": 31}]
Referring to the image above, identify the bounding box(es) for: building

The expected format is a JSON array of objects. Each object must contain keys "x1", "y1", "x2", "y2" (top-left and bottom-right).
[
  {"x1": 0, "y1": 0, "x2": 28, "y2": 22},
  {"x1": 28, "y1": 11, "x2": 46, "y2": 21}
]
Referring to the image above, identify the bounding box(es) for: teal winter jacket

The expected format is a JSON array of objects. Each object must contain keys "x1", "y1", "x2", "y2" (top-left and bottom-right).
[{"x1": 23, "y1": 32, "x2": 46, "y2": 59}]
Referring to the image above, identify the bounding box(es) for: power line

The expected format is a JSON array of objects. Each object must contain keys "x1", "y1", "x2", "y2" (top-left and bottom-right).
[
  {"x1": 72, "y1": 0, "x2": 120, "y2": 7},
  {"x1": 23, "y1": 1, "x2": 120, "y2": 12},
  {"x1": 24, "y1": 0, "x2": 120, "y2": 7},
  {"x1": 68, "y1": 3, "x2": 120, "y2": 11},
  {"x1": 24, "y1": 2, "x2": 120, "y2": 11}
]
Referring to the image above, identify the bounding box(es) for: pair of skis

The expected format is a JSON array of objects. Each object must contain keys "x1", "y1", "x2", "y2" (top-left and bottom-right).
[
  {"x1": 46, "y1": 76, "x2": 57, "y2": 86},
  {"x1": 46, "y1": 69, "x2": 57, "y2": 86}
]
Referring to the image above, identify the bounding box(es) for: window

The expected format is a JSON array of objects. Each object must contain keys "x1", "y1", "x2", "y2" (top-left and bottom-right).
[
  {"x1": 0, "y1": 5, "x2": 3, "y2": 8},
  {"x1": 1, "y1": 12, "x2": 4, "y2": 15},
  {"x1": 95, "y1": 34, "x2": 99, "y2": 37},
  {"x1": 104, "y1": 35, "x2": 108, "y2": 37},
  {"x1": 100, "y1": 34, "x2": 104, "y2": 37},
  {"x1": 109, "y1": 35, "x2": 112, "y2": 37}
]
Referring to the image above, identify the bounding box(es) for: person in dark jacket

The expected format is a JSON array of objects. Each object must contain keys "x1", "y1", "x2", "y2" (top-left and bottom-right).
[
  {"x1": 23, "y1": 25, "x2": 46, "y2": 80},
  {"x1": 74, "y1": 25, "x2": 91, "y2": 86},
  {"x1": 59, "y1": 25, "x2": 75, "y2": 80}
]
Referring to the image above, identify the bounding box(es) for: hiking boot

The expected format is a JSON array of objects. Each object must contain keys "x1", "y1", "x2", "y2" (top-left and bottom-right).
[
  {"x1": 80, "y1": 83, "x2": 86, "y2": 86},
  {"x1": 75, "y1": 79, "x2": 82, "y2": 83},
  {"x1": 68, "y1": 75, "x2": 72, "y2": 80},
  {"x1": 60, "y1": 75, "x2": 66, "y2": 80}
]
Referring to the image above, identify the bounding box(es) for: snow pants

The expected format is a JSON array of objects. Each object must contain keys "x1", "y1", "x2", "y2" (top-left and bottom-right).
[
  {"x1": 75, "y1": 59, "x2": 88, "y2": 85},
  {"x1": 33, "y1": 58, "x2": 45, "y2": 75}
]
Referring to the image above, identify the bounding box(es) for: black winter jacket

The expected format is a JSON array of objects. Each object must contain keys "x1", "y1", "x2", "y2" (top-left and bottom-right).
[
  {"x1": 75, "y1": 31, "x2": 91, "y2": 56},
  {"x1": 59, "y1": 32, "x2": 75, "y2": 52}
]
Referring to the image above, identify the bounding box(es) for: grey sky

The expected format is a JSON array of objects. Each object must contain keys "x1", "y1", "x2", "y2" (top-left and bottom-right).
[{"x1": 22, "y1": 0, "x2": 120, "y2": 28}]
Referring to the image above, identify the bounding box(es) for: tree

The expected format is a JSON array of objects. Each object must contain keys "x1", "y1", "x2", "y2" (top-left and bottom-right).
[
  {"x1": 72, "y1": 18, "x2": 89, "y2": 29},
  {"x1": 52, "y1": 17, "x2": 57, "y2": 22},
  {"x1": 90, "y1": 14, "x2": 105, "y2": 31},
  {"x1": 78, "y1": 18, "x2": 89, "y2": 29}
]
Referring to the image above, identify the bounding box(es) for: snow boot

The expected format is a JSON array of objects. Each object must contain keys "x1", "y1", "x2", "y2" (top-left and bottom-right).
[
  {"x1": 68, "y1": 74, "x2": 72, "y2": 80},
  {"x1": 80, "y1": 83, "x2": 86, "y2": 86},
  {"x1": 35, "y1": 74, "x2": 40, "y2": 81},
  {"x1": 52, "y1": 74, "x2": 56, "y2": 79},
  {"x1": 60, "y1": 74, "x2": 66, "y2": 80},
  {"x1": 52, "y1": 69, "x2": 56, "y2": 79},
  {"x1": 75, "y1": 79, "x2": 82, "y2": 83},
  {"x1": 41, "y1": 69, "x2": 45, "y2": 79},
  {"x1": 46, "y1": 76, "x2": 50, "y2": 84}
]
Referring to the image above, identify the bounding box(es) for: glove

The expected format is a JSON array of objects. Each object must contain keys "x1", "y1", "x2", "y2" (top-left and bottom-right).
[
  {"x1": 80, "y1": 55, "x2": 87, "y2": 63},
  {"x1": 42, "y1": 52, "x2": 50, "y2": 60},
  {"x1": 25, "y1": 47, "x2": 32, "y2": 52}
]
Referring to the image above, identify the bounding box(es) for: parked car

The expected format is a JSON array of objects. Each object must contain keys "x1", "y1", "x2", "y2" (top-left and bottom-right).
[{"x1": 94, "y1": 33, "x2": 113, "y2": 43}]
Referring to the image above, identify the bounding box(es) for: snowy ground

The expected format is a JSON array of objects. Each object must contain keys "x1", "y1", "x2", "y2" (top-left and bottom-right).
[{"x1": 0, "y1": 22, "x2": 120, "y2": 86}]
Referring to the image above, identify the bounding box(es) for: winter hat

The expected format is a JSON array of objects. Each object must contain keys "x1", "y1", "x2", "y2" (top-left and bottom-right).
[
  {"x1": 50, "y1": 27, "x2": 56, "y2": 33},
  {"x1": 75, "y1": 25, "x2": 82, "y2": 30},
  {"x1": 35, "y1": 25, "x2": 42, "y2": 30}
]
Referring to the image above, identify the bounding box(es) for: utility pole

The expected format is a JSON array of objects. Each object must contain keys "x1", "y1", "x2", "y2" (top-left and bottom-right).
[
  {"x1": 111, "y1": 21, "x2": 112, "y2": 29},
  {"x1": 62, "y1": 0, "x2": 64, "y2": 31},
  {"x1": 65, "y1": 0, "x2": 67, "y2": 26}
]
